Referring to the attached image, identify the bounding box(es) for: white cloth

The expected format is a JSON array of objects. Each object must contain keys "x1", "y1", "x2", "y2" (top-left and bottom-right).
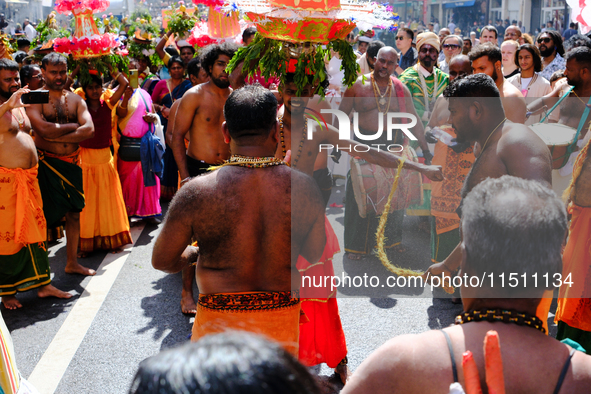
[
  {"x1": 508, "y1": 72, "x2": 552, "y2": 124},
  {"x1": 24, "y1": 24, "x2": 36, "y2": 40},
  {"x1": 356, "y1": 53, "x2": 371, "y2": 76}
]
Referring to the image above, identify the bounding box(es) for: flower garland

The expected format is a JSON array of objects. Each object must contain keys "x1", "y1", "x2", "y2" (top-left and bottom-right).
[
  {"x1": 54, "y1": 34, "x2": 119, "y2": 57},
  {"x1": 55, "y1": 0, "x2": 110, "y2": 14},
  {"x1": 227, "y1": 34, "x2": 358, "y2": 97},
  {"x1": 193, "y1": 0, "x2": 225, "y2": 7},
  {"x1": 167, "y1": 1, "x2": 199, "y2": 38}
]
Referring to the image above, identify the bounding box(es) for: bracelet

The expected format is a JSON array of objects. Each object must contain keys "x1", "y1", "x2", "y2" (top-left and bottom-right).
[
  {"x1": 112, "y1": 72, "x2": 121, "y2": 80},
  {"x1": 119, "y1": 103, "x2": 127, "y2": 109},
  {"x1": 181, "y1": 176, "x2": 192, "y2": 185}
]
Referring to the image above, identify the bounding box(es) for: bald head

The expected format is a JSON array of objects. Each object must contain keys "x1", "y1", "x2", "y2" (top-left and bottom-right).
[
  {"x1": 448, "y1": 54, "x2": 472, "y2": 81},
  {"x1": 374, "y1": 47, "x2": 398, "y2": 79}
]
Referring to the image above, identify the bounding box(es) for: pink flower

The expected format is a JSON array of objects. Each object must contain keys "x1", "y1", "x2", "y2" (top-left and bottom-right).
[{"x1": 116, "y1": 48, "x2": 129, "y2": 56}]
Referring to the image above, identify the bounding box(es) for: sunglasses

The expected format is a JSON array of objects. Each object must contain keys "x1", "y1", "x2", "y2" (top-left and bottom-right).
[
  {"x1": 395, "y1": 36, "x2": 407, "y2": 40},
  {"x1": 537, "y1": 37, "x2": 552, "y2": 44},
  {"x1": 443, "y1": 44, "x2": 460, "y2": 49}
]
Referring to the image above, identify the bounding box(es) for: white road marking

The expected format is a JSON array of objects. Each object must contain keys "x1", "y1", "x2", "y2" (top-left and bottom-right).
[{"x1": 27, "y1": 224, "x2": 146, "y2": 394}]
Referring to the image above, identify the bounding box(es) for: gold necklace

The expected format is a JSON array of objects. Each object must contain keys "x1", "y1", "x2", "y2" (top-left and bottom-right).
[
  {"x1": 478, "y1": 117, "x2": 506, "y2": 157},
  {"x1": 455, "y1": 309, "x2": 545, "y2": 334},
  {"x1": 211, "y1": 154, "x2": 287, "y2": 169},
  {"x1": 10, "y1": 108, "x2": 25, "y2": 129},
  {"x1": 279, "y1": 116, "x2": 287, "y2": 158},
  {"x1": 371, "y1": 73, "x2": 392, "y2": 111}
]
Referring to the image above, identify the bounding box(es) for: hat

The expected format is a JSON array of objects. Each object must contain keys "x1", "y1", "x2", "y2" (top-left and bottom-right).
[
  {"x1": 358, "y1": 36, "x2": 372, "y2": 43},
  {"x1": 416, "y1": 31, "x2": 440, "y2": 52}
]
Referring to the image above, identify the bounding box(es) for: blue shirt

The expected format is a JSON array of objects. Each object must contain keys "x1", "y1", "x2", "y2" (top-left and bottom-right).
[{"x1": 399, "y1": 47, "x2": 418, "y2": 71}]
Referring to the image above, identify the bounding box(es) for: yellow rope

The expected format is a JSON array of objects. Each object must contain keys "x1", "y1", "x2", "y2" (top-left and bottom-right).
[{"x1": 374, "y1": 158, "x2": 454, "y2": 293}]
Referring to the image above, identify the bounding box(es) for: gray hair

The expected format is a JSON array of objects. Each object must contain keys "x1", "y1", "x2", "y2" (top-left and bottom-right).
[
  {"x1": 443, "y1": 34, "x2": 464, "y2": 50},
  {"x1": 461, "y1": 176, "x2": 567, "y2": 296}
]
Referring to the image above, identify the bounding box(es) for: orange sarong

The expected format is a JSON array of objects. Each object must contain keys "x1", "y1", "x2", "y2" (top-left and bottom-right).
[
  {"x1": 192, "y1": 291, "x2": 301, "y2": 357},
  {"x1": 298, "y1": 217, "x2": 348, "y2": 368},
  {"x1": 430, "y1": 126, "x2": 475, "y2": 234},
  {"x1": 0, "y1": 165, "x2": 46, "y2": 255},
  {"x1": 555, "y1": 204, "x2": 591, "y2": 331},
  {"x1": 79, "y1": 147, "x2": 132, "y2": 252}
]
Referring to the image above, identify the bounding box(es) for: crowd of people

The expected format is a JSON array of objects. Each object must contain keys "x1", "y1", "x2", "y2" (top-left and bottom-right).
[{"x1": 1, "y1": 8, "x2": 591, "y2": 393}]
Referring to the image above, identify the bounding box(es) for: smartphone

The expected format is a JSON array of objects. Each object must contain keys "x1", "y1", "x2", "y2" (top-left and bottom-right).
[
  {"x1": 22, "y1": 90, "x2": 50, "y2": 105},
  {"x1": 129, "y1": 69, "x2": 139, "y2": 89}
]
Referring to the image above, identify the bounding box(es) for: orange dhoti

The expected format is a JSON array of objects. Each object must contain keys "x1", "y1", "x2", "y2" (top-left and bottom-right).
[
  {"x1": 192, "y1": 291, "x2": 301, "y2": 357},
  {"x1": 298, "y1": 217, "x2": 348, "y2": 368},
  {"x1": 79, "y1": 147, "x2": 132, "y2": 252},
  {"x1": 0, "y1": 166, "x2": 51, "y2": 295},
  {"x1": 555, "y1": 204, "x2": 591, "y2": 332}
]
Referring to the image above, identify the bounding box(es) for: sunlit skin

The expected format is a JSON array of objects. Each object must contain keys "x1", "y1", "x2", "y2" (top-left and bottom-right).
[
  {"x1": 438, "y1": 28, "x2": 451, "y2": 43},
  {"x1": 501, "y1": 41, "x2": 518, "y2": 76},
  {"x1": 536, "y1": 32, "x2": 558, "y2": 68},
  {"x1": 504, "y1": 26, "x2": 521, "y2": 41},
  {"x1": 480, "y1": 29, "x2": 497, "y2": 45},
  {"x1": 180, "y1": 47, "x2": 195, "y2": 66},
  {"x1": 358, "y1": 41, "x2": 368, "y2": 55},
  {"x1": 26, "y1": 66, "x2": 44, "y2": 90},
  {"x1": 442, "y1": 37, "x2": 462, "y2": 63},
  {"x1": 517, "y1": 49, "x2": 535, "y2": 78}
]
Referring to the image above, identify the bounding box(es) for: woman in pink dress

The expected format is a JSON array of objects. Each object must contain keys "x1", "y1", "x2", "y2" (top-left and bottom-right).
[{"x1": 116, "y1": 86, "x2": 162, "y2": 220}]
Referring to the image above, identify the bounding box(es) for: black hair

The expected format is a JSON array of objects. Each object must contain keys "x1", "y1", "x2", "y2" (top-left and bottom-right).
[
  {"x1": 164, "y1": 45, "x2": 179, "y2": 57},
  {"x1": 41, "y1": 52, "x2": 67, "y2": 69},
  {"x1": 515, "y1": 44, "x2": 543, "y2": 73},
  {"x1": 549, "y1": 70, "x2": 564, "y2": 84},
  {"x1": 16, "y1": 38, "x2": 30, "y2": 49},
  {"x1": 224, "y1": 84, "x2": 277, "y2": 144},
  {"x1": 564, "y1": 34, "x2": 591, "y2": 52},
  {"x1": 468, "y1": 43, "x2": 502, "y2": 64},
  {"x1": 242, "y1": 26, "x2": 257, "y2": 43},
  {"x1": 168, "y1": 56, "x2": 184, "y2": 70},
  {"x1": 180, "y1": 45, "x2": 196, "y2": 55},
  {"x1": 19, "y1": 64, "x2": 40, "y2": 84},
  {"x1": 129, "y1": 332, "x2": 320, "y2": 394},
  {"x1": 367, "y1": 40, "x2": 385, "y2": 60},
  {"x1": 199, "y1": 42, "x2": 238, "y2": 77},
  {"x1": 81, "y1": 74, "x2": 103, "y2": 89},
  {"x1": 565, "y1": 46, "x2": 591, "y2": 68},
  {"x1": 0, "y1": 58, "x2": 19, "y2": 72},
  {"x1": 481, "y1": 25, "x2": 498, "y2": 39},
  {"x1": 187, "y1": 58, "x2": 202, "y2": 78},
  {"x1": 536, "y1": 30, "x2": 565, "y2": 57},
  {"x1": 399, "y1": 27, "x2": 414, "y2": 41},
  {"x1": 14, "y1": 52, "x2": 27, "y2": 64},
  {"x1": 443, "y1": 73, "x2": 501, "y2": 100}
]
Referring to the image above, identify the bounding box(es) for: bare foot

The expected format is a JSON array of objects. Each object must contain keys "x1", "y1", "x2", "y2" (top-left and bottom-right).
[
  {"x1": 345, "y1": 252, "x2": 365, "y2": 261},
  {"x1": 335, "y1": 362, "x2": 350, "y2": 385},
  {"x1": 181, "y1": 290, "x2": 197, "y2": 315},
  {"x1": 65, "y1": 262, "x2": 96, "y2": 276},
  {"x1": 111, "y1": 248, "x2": 123, "y2": 254},
  {"x1": 77, "y1": 252, "x2": 88, "y2": 258},
  {"x1": 37, "y1": 284, "x2": 73, "y2": 299},
  {"x1": 1, "y1": 295, "x2": 22, "y2": 310}
]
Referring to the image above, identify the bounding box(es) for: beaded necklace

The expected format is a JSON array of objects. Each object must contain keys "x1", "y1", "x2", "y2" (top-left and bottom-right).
[
  {"x1": 49, "y1": 92, "x2": 69, "y2": 123},
  {"x1": 278, "y1": 116, "x2": 307, "y2": 168},
  {"x1": 455, "y1": 309, "x2": 546, "y2": 334}
]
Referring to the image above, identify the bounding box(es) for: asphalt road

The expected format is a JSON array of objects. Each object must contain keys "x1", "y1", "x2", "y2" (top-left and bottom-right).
[{"x1": 2, "y1": 179, "x2": 559, "y2": 393}]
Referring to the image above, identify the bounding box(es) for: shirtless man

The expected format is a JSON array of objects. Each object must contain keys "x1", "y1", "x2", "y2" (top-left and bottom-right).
[
  {"x1": 338, "y1": 47, "x2": 431, "y2": 258},
  {"x1": 25, "y1": 53, "x2": 96, "y2": 276},
  {"x1": 344, "y1": 176, "x2": 591, "y2": 394},
  {"x1": 469, "y1": 43, "x2": 527, "y2": 123},
  {"x1": 153, "y1": 85, "x2": 326, "y2": 355},
  {"x1": 170, "y1": 42, "x2": 237, "y2": 314},
  {"x1": 423, "y1": 73, "x2": 551, "y2": 278},
  {"x1": 0, "y1": 59, "x2": 72, "y2": 309}
]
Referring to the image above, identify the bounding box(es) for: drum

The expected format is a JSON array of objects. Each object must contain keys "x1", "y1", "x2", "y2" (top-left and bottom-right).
[
  {"x1": 350, "y1": 147, "x2": 422, "y2": 218},
  {"x1": 529, "y1": 123, "x2": 578, "y2": 169}
]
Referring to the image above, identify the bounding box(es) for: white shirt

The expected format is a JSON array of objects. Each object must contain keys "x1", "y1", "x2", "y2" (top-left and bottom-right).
[
  {"x1": 25, "y1": 24, "x2": 36, "y2": 40},
  {"x1": 418, "y1": 64, "x2": 433, "y2": 78}
]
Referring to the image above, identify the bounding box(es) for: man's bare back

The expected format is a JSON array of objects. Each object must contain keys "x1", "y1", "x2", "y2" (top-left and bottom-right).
[{"x1": 153, "y1": 165, "x2": 325, "y2": 294}]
